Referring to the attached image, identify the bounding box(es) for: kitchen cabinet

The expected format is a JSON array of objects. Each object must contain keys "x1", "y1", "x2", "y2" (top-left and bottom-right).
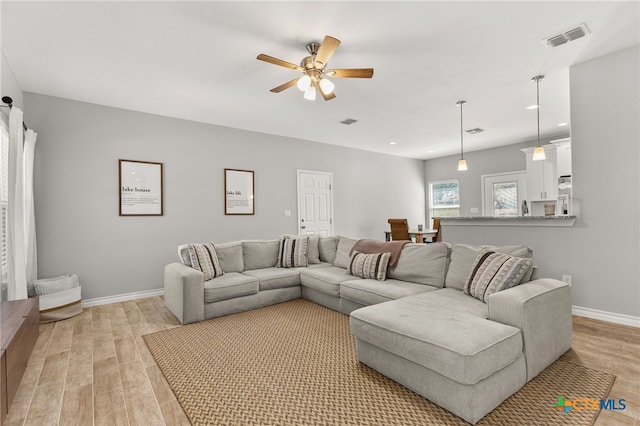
[{"x1": 522, "y1": 145, "x2": 558, "y2": 201}]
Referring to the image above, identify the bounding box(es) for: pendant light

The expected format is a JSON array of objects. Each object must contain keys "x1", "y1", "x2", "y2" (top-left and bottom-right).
[
  {"x1": 456, "y1": 100, "x2": 468, "y2": 171},
  {"x1": 531, "y1": 75, "x2": 546, "y2": 161}
]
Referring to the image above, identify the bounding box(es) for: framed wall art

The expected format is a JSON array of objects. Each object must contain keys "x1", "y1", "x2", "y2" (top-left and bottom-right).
[
  {"x1": 119, "y1": 159, "x2": 163, "y2": 216},
  {"x1": 225, "y1": 168, "x2": 254, "y2": 215}
]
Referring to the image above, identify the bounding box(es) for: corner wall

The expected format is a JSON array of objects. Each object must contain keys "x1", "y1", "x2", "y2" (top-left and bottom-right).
[{"x1": 25, "y1": 93, "x2": 425, "y2": 300}]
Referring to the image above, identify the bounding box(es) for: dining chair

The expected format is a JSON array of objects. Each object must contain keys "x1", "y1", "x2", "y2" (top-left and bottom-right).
[
  {"x1": 425, "y1": 218, "x2": 441, "y2": 243},
  {"x1": 387, "y1": 218, "x2": 411, "y2": 241}
]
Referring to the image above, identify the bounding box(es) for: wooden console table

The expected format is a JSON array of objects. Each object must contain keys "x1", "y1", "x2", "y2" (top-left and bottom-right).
[{"x1": 1, "y1": 297, "x2": 39, "y2": 424}]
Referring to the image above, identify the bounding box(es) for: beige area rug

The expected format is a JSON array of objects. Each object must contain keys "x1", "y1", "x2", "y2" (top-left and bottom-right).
[{"x1": 144, "y1": 299, "x2": 615, "y2": 426}]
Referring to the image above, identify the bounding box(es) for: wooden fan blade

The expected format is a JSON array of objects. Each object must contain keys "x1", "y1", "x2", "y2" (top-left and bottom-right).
[
  {"x1": 270, "y1": 78, "x2": 300, "y2": 93},
  {"x1": 314, "y1": 80, "x2": 336, "y2": 101},
  {"x1": 326, "y1": 68, "x2": 374, "y2": 78},
  {"x1": 314, "y1": 36, "x2": 341, "y2": 69},
  {"x1": 257, "y1": 54, "x2": 302, "y2": 71}
]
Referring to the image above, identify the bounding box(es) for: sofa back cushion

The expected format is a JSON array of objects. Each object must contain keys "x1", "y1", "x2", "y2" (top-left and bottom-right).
[
  {"x1": 334, "y1": 236, "x2": 358, "y2": 268},
  {"x1": 445, "y1": 244, "x2": 533, "y2": 290},
  {"x1": 214, "y1": 241, "x2": 244, "y2": 272},
  {"x1": 387, "y1": 242, "x2": 449, "y2": 287},
  {"x1": 318, "y1": 236, "x2": 339, "y2": 263},
  {"x1": 242, "y1": 240, "x2": 279, "y2": 270}
]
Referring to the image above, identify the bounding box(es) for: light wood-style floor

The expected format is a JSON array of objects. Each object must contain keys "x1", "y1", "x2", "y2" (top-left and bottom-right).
[{"x1": 3, "y1": 296, "x2": 639, "y2": 426}]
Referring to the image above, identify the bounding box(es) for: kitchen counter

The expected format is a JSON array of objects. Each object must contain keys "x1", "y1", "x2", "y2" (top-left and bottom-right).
[{"x1": 436, "y1": 216, "x2": 576, "y2": 227}]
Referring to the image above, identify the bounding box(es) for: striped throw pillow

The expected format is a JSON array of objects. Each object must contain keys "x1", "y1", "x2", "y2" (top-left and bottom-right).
[
  {"x1": 188, "y1": 243, "x2": 224, "y2": 280},
  {"x1": 464, "y1": 250, "x2": 533, "y2": 302},
  {"x1": 276, "y1": 237, "x2": 309, "y2": 268},
  {"x1": 348, "y1": 251, "x2": 391, "y2": 281}
]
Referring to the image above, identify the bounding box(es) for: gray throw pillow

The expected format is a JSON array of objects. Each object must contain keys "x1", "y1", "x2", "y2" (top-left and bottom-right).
[{"x1": 464, "y1": 250, "x2": 534, "y2": 302}]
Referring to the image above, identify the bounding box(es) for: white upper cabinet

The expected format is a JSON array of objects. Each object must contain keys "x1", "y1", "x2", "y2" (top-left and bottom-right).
[
  {"x1": 552, "y1": 138, "x2": 572, "y2": 177},
  {"x1": 522, "y1": 144, "x2": 558, "y2": 201}
]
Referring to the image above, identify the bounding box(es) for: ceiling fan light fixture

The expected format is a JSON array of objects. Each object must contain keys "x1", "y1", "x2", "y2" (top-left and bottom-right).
[
  {"x1": 297, "y1": 75, "x2": 311, "y2": 91},
  {"x1": 319, "y1": 78, "x2": 335, "y2": 95},
  {"x1": 304, "y1": 86, "x2": 316, "y2": 101}
]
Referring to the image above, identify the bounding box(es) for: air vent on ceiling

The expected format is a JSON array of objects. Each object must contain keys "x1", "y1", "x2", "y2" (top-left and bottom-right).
[
  {"x1": 542, "y1": 23, "x2": 590, "y2": 48},
  {"x1": 466, "y1": 128, "x2": 485, "y2": 134},
  {"x1": 339, "y1": 118, "x2": 358, "y2": 125}
]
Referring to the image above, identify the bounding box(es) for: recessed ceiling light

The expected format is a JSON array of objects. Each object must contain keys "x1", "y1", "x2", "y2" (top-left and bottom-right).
[
  {"x1": 389, "y1": 141, "x2": 397, "y2": 145},
  {"x1": 558, "y1": 122, "x2": 569, "y2": 127},
  {"x1": 428, "y1": 150, "x2": 435, "y2": 153},
  {"x1": 526, "y1": 104, "x2": 539, "y2": 110}
]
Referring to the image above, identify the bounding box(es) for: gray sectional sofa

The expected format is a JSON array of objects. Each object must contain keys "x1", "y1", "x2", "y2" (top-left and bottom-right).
[{"x1": 164, "y1": 235, "x2": 572, "y2": 424}]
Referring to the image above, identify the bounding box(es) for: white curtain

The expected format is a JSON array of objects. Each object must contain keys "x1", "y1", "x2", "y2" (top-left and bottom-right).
[{"x1": 7, "y1": 107, "x2": 37, "y2": 300}]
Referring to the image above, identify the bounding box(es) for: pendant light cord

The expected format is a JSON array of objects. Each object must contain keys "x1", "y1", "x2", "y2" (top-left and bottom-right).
[
  {"x1": 460, "y1": 102, "x2": 464, "y2": 159},
  {"x1": 536, "y1": 77, "x2": 540, "y2": 147}
]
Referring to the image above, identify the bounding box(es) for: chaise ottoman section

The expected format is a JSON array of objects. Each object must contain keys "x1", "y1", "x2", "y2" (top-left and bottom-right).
[
  {"x1": 204, "y1": 272, "x2": 258, "y2": 303},
  {"x1": 349, "y1": 295, "x2": 527, "y2": 423}
]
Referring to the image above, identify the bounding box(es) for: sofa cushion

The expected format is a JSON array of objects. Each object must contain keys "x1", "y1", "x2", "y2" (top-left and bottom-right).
[
  {"x1": 203, "y1": 272, "x2": 258, "y2": 303},
  {"x1": 349, "y1": 296, "x2": 522, "y2": 385},
  {"x1": 188, "y1": 243, "x2": 224, "y2": 281},
  {"x1": 242, "y1": 268, "x2": 300, "y2": 291},
  {"x1": 347, "y1": 251, "x2": 391, "y2": 281},
  {"x1": 318, "y1": 236, "x2": 339, "y2": 263},
  {"x1": 277, "y1": 237, "x2": 309, "y2": 268},
  {"x1": 340, "y1": 279, "x2": 438, "y2": 306},
  {"x1": 177, "y1": 244, "x2": 192, "y2": 266},
  {"x1": 445, "y1": 244, "x2": 533, "y2": 291},
  {"x1": 386, "y1": 243, "x2": 449, "y2": 287},
  {"x1": 214, "y1": 241, "x2": 244, "y2": 272},
  {"x1": 282, "y1": 234, "x2": 321, "y2": 264},
  {"x1": 299, "y1": 266, "x2": 360, "y2": 297},
  {"x1": 334, "y1": 236, "x2": 358, "y2": 268},
  {"x1": 242, "y1": 240, "x2": 279, "y2": 270},
  {"x1": 410, "y1": 288, "x2": 489, "y2": 318},
  {"x1": 306, "y1": 235, "x2": 321, "y2": 264},
  {"x1": 465, "y1": 250, "x2": 534, "y2": 302}
]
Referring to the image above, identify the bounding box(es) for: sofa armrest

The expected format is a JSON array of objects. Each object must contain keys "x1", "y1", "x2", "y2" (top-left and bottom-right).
[
  {"x1": 164, "y1": 262, "x2": 205, "y2": 324},
  {"x1": 487, "y1": 278, "x2": 572, "y2": 382}
]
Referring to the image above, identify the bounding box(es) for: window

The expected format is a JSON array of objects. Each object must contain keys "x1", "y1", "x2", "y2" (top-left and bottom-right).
[
  {"x1": 0, "y1": 118, "x2": 8, "y2": 301},
  {"x1": 429, "y1": 179, "x2": 460, "y2": 226}
]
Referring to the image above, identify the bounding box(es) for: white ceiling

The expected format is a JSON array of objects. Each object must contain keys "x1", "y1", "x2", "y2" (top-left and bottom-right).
[{"x1": 2, "y1": 1, "x2": 639, "y2": 159}]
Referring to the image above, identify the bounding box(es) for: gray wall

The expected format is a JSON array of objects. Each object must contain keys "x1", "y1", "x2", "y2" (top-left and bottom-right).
[
  {"x1": 26, "y1": 93, "x2": 425, "y2": 300},
  {"x1": 426, "y1": 46, "x2": 639, "y2": 318}
]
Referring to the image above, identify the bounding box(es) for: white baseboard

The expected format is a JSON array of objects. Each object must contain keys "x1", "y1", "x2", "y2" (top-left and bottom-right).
[
  {"x1": 81, "y1": 288, "x2": 164, "y2": 308},
  {"x1": 572, "y1": 305, "x2": 640, "y2": 328},
  {"x1": 79, "y1": 289, "x2": 639, "y2": 328}
]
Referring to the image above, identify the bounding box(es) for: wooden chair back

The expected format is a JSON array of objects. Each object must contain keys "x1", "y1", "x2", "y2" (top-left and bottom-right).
[
  {"x1": 432, "y1": 218, "x2": 441, "y2": 242},
  {"x1": 387, "y1": 218, "x2": 410, "y2": 241}
]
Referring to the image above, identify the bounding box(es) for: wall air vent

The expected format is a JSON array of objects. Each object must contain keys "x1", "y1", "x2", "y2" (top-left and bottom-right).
[
  {"x1": 339, "y1": 118, "x2": 358, "y2": 125},
  {"x1": 466, "y1": 128, "x2": 485, "y2": 134},
  {"x1": 543, "y1": 23, "x2": 590, "y2": 48}
]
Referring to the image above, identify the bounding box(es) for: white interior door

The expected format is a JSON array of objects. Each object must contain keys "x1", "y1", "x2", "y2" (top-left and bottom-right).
[
  {"x1": 481, "y1": 171, "x2": 527, "y2": 216},
  {"x1": 297, "y1": 170, "x2": 333, "y2": 236}
]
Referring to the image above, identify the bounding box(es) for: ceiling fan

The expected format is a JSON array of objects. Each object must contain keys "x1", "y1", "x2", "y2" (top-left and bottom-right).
[{"x1": 257, "y1": 35, "x2": 374, "y2": 101}]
